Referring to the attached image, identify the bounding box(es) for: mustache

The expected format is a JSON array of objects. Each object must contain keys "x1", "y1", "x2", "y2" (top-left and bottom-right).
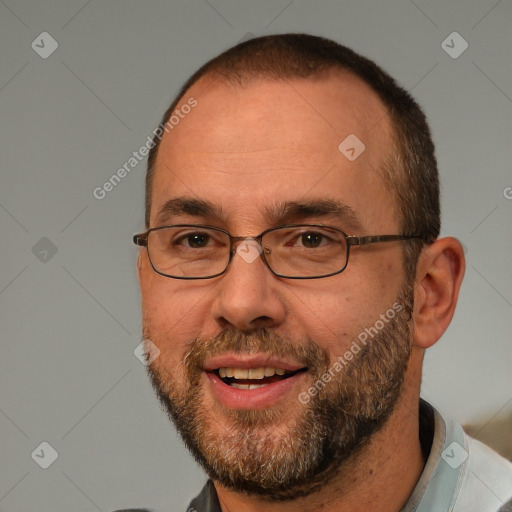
[{"x1": 182, "y1": 327, "x2": 330, "y2": 380}]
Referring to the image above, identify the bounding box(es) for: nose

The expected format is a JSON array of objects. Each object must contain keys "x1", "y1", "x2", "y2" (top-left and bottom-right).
[{"x1": 210, "y1": 240, "x2": 287, "y2": 331}]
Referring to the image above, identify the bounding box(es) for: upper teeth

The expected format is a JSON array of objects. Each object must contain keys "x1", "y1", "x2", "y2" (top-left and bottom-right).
[{"x1": 218, "y1": 367, "x2": 287, "y2": 379}]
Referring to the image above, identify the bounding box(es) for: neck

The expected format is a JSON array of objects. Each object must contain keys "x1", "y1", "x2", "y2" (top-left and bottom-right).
[{"x1": 214, "y1": 358, "x2": 425, "y2": 512}]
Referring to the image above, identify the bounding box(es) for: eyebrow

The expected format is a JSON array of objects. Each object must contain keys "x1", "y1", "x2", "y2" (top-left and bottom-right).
[
  {"x1": 265, "y1": 199, "x2": 363, "y2": 232},
  {"x1": 155, "y1": 197, "x2": 221, "y2": 225},
  {"x1": 154, "y1": 196, "x2": 363, "y2": 232}
]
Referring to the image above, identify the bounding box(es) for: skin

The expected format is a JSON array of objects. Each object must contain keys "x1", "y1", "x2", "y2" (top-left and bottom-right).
[{"x1": 137, "y1": 69, "x2": 465, "y2": 511}]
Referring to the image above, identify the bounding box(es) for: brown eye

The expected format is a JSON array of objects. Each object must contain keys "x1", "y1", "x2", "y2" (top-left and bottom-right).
[
  {"x1": 301, "y1": 232, "x2": 324, "y2": 248},
  {"x1": 186, "y1": 233, "x2": 210, "y2": 248},
  {"x1": 174, "y1": 232, "x2": 212, "y2": 248}
]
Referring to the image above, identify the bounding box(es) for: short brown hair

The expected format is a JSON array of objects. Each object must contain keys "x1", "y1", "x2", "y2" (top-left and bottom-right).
[{"x1": 145, "y1": 33, "x2": 440, "y2": 280}]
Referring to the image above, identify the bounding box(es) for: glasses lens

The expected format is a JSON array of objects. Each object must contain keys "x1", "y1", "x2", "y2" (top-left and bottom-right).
[
  {"x1": 263, "y1": 226, "x2": 348, "y2": 278},
  {"x1": 147, "y1": 226, "x2": 230, "y2": 278}
]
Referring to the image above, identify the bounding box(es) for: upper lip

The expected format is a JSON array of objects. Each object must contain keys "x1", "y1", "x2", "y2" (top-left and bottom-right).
[{"x1": 203, "y1": 353, "x2": 307, "y2": 372}]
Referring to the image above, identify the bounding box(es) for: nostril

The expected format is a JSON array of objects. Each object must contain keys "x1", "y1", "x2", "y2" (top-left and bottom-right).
[{"x1": 250, "y1": 316, "x2": 274, "y2": 329}]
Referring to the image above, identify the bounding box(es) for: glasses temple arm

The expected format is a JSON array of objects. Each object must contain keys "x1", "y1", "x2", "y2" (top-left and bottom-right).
[{"x1": 347, "y1": 234, "x2": 421, "y2": 246}]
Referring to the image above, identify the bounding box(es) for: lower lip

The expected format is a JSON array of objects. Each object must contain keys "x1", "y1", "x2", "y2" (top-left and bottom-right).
[{"x1": 205, "y1": 371, "x2": 307, "y2": 410}]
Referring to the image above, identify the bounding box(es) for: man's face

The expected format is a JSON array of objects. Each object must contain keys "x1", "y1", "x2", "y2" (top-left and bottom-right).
[{"x1": 138, "y1": 72, "x2": 414, "y2": 498}]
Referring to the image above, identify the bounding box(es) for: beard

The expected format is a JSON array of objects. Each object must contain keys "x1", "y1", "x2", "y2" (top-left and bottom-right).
[{"x1": 144, "y1": 284, "x2": 414, "y2": 501}]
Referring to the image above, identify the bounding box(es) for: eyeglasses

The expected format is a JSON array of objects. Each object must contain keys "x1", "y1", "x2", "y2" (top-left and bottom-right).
[{"x1": 133, "y1": 224, "x2": 422, "y2": 280}]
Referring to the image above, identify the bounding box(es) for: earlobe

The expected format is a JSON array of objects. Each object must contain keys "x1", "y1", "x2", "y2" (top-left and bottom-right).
[{"x1": 412, "y1": 237, "x2": 465, "y2": 349}]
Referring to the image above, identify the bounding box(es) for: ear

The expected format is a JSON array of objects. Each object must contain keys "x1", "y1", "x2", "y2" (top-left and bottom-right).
[{"x1": 412, "y1": 237, "x2": 465, "y2": 349}]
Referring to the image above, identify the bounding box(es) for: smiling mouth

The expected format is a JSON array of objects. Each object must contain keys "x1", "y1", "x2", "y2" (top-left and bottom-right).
[{"x1": 211, "y1": 367, "x2": 307, "y2": 389}]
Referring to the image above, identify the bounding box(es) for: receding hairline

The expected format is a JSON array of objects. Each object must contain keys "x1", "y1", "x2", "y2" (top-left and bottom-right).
[{"x1": 183, "y1": 62, "x2": 377, "y2": 94}]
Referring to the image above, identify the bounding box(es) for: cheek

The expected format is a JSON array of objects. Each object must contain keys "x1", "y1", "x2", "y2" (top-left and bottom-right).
[
  {"x1": 140, "y1": 276, "x2": 211, "y2": 365},
  {"x1": 299, "y1": 293, "x2": 374, "y2": 358},
  {"x1": 291, "y1": 263, "x2": 403, "y2": 357}
]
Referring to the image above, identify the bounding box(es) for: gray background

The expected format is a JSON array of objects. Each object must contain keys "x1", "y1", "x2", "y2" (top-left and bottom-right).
[{"x1": 1, "y1": 1, "x2": 511, "y2": 510}]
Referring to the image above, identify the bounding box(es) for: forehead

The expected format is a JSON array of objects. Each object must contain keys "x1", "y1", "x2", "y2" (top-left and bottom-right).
[{"x1": 151, "y1": 71, "x2": 398, "y2": 232}]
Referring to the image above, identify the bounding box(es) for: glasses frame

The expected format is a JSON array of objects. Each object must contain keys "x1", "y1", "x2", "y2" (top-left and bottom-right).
[{"x1": 133, "y1": 224, "x2": 422, "y2": 280}]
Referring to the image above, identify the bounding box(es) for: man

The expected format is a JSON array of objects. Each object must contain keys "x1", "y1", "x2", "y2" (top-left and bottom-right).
[{"x1": 128, "y1": 34, "x2": 512, "y2": 511}]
